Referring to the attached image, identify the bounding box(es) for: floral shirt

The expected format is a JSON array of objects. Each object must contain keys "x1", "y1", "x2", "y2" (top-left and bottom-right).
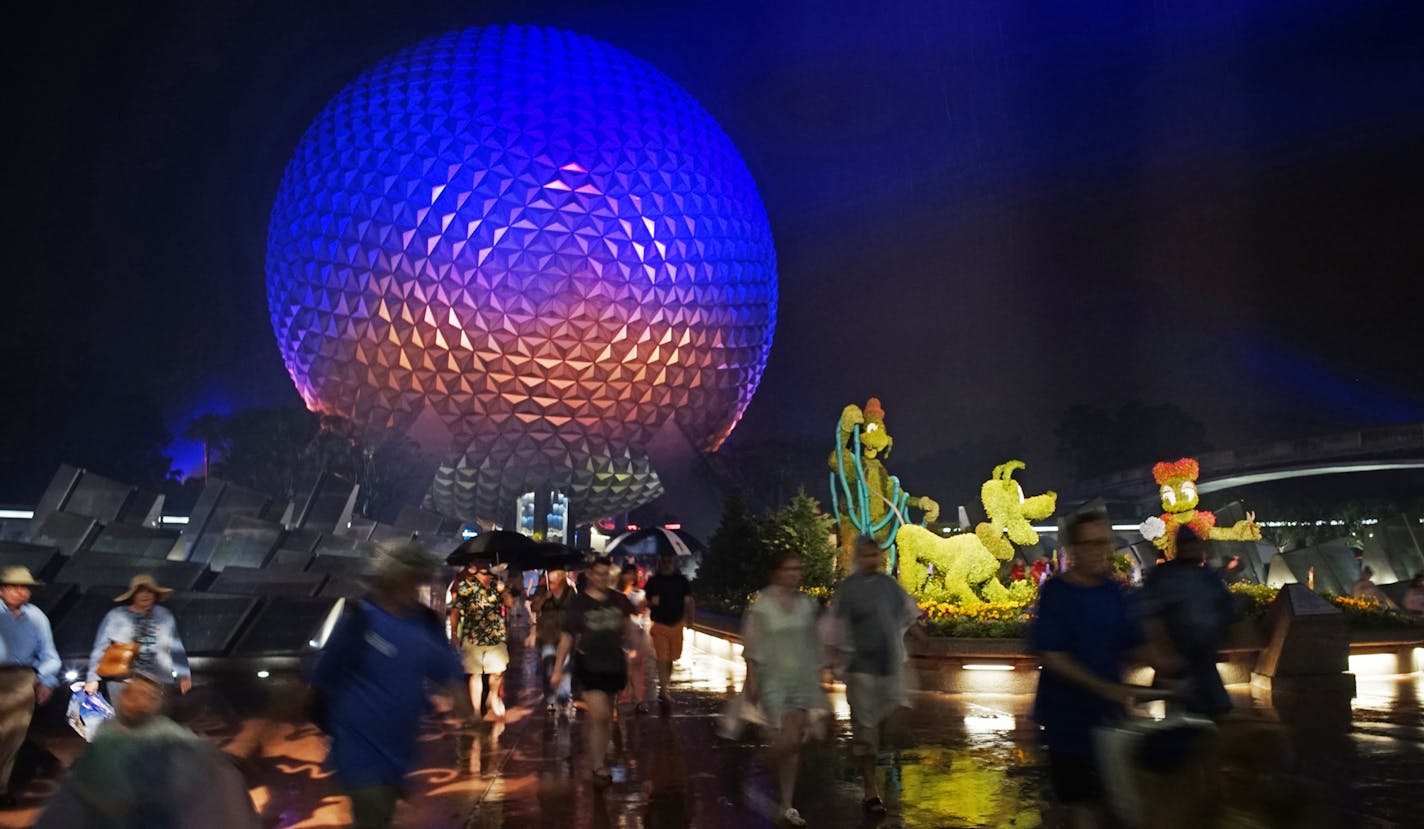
[{"x1": 450, "y1": 576, "x2": 506, "y2": 646}]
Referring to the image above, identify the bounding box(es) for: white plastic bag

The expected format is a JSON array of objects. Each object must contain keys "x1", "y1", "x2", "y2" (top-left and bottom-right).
[
  {"x1": 65, "y1": 683, "x2": 115, "y2": 742},
  {"x1": 1095, "y1": 713, "x2": 1215, "y2": 828},
  {"x1": 715, "y1": 693, "x2": 767, "y2": 741}
]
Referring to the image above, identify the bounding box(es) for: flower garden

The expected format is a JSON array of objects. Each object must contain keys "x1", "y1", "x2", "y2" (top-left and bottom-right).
[
  {"x1": 914, "y1": 580, "x2": 1417, "y2": 639},
  {"x1": 922, "y1": 598, "x2": 1036, "y2": 638}
]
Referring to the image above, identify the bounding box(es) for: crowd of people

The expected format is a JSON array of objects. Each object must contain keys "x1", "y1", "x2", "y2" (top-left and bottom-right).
[{"x1": 0, "y1": 516, "x2": 1417, "y2": 827}]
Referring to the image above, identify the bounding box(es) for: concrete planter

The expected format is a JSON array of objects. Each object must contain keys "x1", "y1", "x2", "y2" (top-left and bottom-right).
[{"x1": 695, "y1": 605, "x2": 1420, "y2": 698}]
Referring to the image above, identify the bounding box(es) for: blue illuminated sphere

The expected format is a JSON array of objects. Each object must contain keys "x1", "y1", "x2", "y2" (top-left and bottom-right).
[{"x1": 266, "y1": 26, "x2": 777, "y2": 522}]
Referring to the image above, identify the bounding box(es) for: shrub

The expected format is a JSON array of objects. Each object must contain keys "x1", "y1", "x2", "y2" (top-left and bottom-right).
[
  {"x1": 1229, "y1": 582, "x2": 1279, "y2": 615},
  {"x1": 698, "y1": 489, "x2": 840, "y2": 616}
]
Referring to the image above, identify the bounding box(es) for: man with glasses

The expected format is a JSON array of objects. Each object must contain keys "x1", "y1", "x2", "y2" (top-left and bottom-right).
[
  {"x1": 449, "y1": 557, "x2": 515, "y2": 721},
  {"x1": 1029, "y1": 511, "x2": 1149, "y2": 827}
]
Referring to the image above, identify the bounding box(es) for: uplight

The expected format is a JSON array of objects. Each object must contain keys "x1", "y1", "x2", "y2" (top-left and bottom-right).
[
  {"x1": 964, "y1": 715, "x2": 1015, "y2": 733},
  {"x1": 256, "y1": 670, "x2": 270, "y2": 679}
]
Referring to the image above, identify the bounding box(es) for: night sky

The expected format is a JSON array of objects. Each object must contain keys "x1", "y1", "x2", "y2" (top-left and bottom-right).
[{"x1": 6, "y1": 0, "x2": 1422, "y2": 504}]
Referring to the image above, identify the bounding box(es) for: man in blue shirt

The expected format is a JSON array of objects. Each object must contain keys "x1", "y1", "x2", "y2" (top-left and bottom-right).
[
  {"x1": 312, "y1": 545, "x2": 465, "y2": 829},
  {"x1": 1029, "y1": 512, "x2": 1148, "y2": 827},
  {"x1": 0, "y1": 566, "x2": 60, "y2": 804}
]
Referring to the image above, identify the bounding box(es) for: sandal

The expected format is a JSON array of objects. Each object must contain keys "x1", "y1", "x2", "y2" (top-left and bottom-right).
[{"x1": 862, "y1": 796, "x2": 887, "y2": 817}]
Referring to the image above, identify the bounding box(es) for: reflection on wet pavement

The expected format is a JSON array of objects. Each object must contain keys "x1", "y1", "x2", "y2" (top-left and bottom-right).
[{"x1": 1, "y1": 633, "x2": 1420, "y2": 828}]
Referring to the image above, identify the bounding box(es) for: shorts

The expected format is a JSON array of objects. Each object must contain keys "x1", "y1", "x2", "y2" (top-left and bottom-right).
[
  {"x1": 844, "y1": 671, "x2": 906, "y2": 757},
  {"x1": 460, "y1": 643, "x2": 509, "y2": 675},
  {"x1": 1047, "y1": 748, "x2": 1102, "y2": 804},
  {"x1": 574, "y1": 655, "x2": 627, "y2": 696},
  {"x1": 758, "y1": 681, "x2": 826, "y2": 730},
  {"x1": 650, "y1": 622, "x2": 684, "y2": 662}
]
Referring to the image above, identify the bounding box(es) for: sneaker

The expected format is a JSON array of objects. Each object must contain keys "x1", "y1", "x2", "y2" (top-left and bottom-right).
[
  {"x1": 563, "y1": 702, "x2": 577, "y2": 721},
  {"x1": 658, "y1": 695, "x2": 672, "y2": 717},
  {"x1": 862, "y1": 796, "x2": 886, "y2": 817},
  {"x1": 780, "y1": 807, "x2": 807, "y2": 827},
  {"x1": 546, "y1": 702, "x2": 557, "y2": 715},
  {"x1": 592, "y1": 767, "x2": 613, "y2": 788},
  {"x1": 634, "y1": 702, "x2": 649, "y2": 715}
]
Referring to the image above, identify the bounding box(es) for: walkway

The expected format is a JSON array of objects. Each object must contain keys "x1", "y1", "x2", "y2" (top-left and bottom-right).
[{"x1": 1, "y1": 631, "x2": 1420, "y2": 827}]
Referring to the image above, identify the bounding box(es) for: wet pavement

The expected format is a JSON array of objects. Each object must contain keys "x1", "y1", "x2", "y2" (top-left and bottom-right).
[{"x1": 0, "y1": 633, "x2": 1420, "y2": 828}]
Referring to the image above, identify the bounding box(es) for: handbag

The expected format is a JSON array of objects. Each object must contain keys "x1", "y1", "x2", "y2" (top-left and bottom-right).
[{"x1": 96, "y1": 642, "x2": 140, "y2": 679}]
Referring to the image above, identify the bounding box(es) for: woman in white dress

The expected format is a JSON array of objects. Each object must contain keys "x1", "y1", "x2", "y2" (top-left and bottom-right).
[{"x1": 741, "y1": 551, "x2": 825, "y2": 828}]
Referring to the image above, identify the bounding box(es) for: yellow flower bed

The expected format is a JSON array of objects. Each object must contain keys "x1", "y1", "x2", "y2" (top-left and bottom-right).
[
  {"x1": 1324, "y1": 593, "x2": 1414, "y2": 627},
  {"x1": 921, "y1": 598, "x2": 1034, "y2": 638},
  {"x1": 1229, "y1": 582, "x2": 1416, "y2": 628}
]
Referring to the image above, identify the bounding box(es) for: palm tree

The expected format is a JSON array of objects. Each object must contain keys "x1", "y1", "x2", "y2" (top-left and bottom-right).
[{"x1": 182, "y1": 413, "x2": 226, "y2": 482}]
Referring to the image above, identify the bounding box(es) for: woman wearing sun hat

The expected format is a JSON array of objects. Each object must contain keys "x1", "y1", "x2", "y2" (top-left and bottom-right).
[{"x1": 84, "y1": 574, "x2": 192, "y2": 698}]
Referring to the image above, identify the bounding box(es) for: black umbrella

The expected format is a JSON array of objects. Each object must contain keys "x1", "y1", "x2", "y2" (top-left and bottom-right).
[
  {"x1": 446, "y1": 530, "x2": 542, "y2": 569},
  {"x1": 533, "y1": 542, "x2": 585, "y2": 571}
]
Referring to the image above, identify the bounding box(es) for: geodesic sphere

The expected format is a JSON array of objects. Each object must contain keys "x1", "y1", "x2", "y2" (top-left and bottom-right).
[{"x1": 266, "y1": 26, "x2": 777, "y2": 522}]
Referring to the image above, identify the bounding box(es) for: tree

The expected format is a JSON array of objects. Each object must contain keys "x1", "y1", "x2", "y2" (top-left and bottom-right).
[
  {"x1": 760, "y1": 488, "x2": 837, "y2": 587},
  {"x1": 208, "y1": 407, "x2": 320, "y2": 501},
  {"x1": 697, "y1": 489, "x2": 765, "y2": 609},
  {"x1": 305, "y1": 416, "x2": 429, "y2": 523},
  {"x1": 182, "y1": 413, "x2": 226, "y2": 482}
]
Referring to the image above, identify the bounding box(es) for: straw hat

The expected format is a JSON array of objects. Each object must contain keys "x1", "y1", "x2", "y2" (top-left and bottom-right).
[
  {"x1": 0, "y1": 567, "x2": 42, "y2": 587},
  {"x1": 115, "y1": 574, "x2": 174, "y2": 603}
]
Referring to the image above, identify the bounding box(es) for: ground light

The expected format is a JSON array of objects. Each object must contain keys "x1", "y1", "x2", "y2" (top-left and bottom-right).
[
  {"x1": 1349, "y1": 651, "x2": 1422, "y2": 677},
  {"x1": 962, "y1": 663, "x2": 1016, "y2": 671},
  {"x1": 963, "y1": 715, "x2": 1016, "y2": 733}
]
